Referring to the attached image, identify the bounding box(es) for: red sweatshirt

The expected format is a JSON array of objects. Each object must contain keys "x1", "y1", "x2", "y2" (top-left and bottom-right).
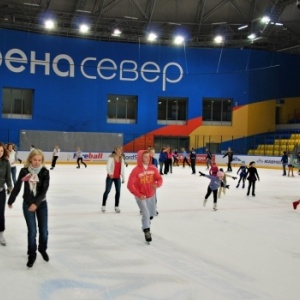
[{"x1": 127, "y1": 150, "x2": 163, "y2": 199}]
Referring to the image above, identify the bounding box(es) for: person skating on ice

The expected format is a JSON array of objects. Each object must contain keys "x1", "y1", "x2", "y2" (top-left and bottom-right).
[
  {"x1": 190, "y1": 147, "x2": 197, "y2": 174},
  {"x1": 205, "y1": 148, "x2": 212, "y2": 170},
  {"x1": 158, "y1": 147, "x2": 167, "y2": 175},
  {"x1": 8, "y1": 149, "x2": 50, "y2": 268},
  {"x1": 223, "y1": 147, "x2": 234, "y2": 172},
  {"x1": 236, "y1": 161, "x2": 248, "y2": 188},
  {"x1": 199, "y1": 170, "x2": 225, "y2": 211},
  {"x1": 209, "y1": 161, "x2": 218, "y2": 175},
  {"x1": 217, "y1": 168, "x2": 237, "y2": 198},
  {"x1": 246, "y1": 161, "x2": 260, "y2": 196},
  {"x1": 181, "y1": 147, "x2": 190, "y2": 168},
  {"x1": 287, "y1": 153, "x2": 294, "y2": 177},
  {"x1": 127, "y1": 150, "x2": 163, "y2": 243},
  {"x1": 281, "y1": 151, "x2": 288, "y2": 176},
  {"x1": 50, "y1": 145, "x2": 60, "y2": 170},
  {"x1": 75, "y1": 146, "x2": 87, "y2": 168},
  {"x1": 101, "y1": 146, "x2": 126, "y2": 213}
]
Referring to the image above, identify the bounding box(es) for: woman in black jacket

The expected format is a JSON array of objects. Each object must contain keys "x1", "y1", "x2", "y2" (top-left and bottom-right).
[{"x1": 8, "y1": 149, "x2": 50, "y2": 268}]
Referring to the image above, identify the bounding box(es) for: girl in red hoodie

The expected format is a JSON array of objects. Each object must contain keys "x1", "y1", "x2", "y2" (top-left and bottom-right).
[{"x1": 127, "y1": 150, "x2": 163, "y2": 243}]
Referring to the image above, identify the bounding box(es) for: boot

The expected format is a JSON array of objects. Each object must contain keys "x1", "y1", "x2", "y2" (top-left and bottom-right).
[{"x1": 293, "y1": 201, "x2": 300, "y2": 210}]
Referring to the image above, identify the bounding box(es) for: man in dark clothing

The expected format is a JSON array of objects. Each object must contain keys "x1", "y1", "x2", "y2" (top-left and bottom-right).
[
  {"x1": 223, "y1": 147, "x2": 234, "y2": 172},
  {"x1": 190, "y1": 148, "x2": 197, "y2": 174}
]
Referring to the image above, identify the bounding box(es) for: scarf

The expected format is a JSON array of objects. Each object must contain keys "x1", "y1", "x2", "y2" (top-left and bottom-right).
[{"x1": 22, "y1": 165, "x2": 42, "y2": 196}]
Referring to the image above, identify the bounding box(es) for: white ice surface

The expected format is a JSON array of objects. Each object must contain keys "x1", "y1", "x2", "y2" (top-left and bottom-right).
[{"x1": 1, "y1": 164, "x2": 300, "y2": 300}]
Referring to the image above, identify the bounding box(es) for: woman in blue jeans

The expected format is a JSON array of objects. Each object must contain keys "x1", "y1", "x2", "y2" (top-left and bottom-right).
[
  {"x1": 8, "y1": 149, "x2": 50, "y2": 268},
  {"x1": 101, "y1": 146, "x2": 126, "y2": 213}
]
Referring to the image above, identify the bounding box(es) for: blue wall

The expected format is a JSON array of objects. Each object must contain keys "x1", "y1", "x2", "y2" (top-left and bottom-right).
[{"x1": 1, "y1": 29, "x2": 300, "y2": 145}]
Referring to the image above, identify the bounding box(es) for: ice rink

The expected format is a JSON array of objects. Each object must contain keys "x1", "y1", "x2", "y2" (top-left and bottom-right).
[{"x1": 1, "y1": 163, "x2": 299, "y2": 300}]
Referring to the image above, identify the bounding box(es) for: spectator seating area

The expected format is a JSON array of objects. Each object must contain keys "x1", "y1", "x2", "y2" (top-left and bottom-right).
[{"x1": 248, "y1": 133, "x2": 300, "y2": 156}]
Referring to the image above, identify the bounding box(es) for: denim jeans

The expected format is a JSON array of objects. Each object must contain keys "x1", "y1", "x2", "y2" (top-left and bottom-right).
[
  {"x1": 102, "y1": 177, "x2": 121, "y2": 207},
  {"x1": 282, "y1": 163, "x2": 287, "y2": 175},
  {"x1": 11, "y1": 166, "x2": 17, "y2": 185},
  {"x1": 23, "y1": 201, "x2": 48, "y2": 257}
]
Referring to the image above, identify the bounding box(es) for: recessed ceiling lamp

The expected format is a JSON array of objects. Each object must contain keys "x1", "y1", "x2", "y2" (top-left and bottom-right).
[
  {"x1": 147, "y1": 32, "x2": 157, "y2": 42},
  {"x1": 174, "y1": 35, "x2": 184, "y2": 45},
  {"x1": 214, "y1": 35, "x2": 224, "y2": 44},
  {"x1": 111, "y1": 28, "x2": 121, "y2": 37},
  {"x1": 261, "y1": 16, "x2": 270, "y2": 24},
  {"x1": 44, "y1": 19, "x2": 55, "y2": 30},
  {"x1": 79, "y1": 24, "x2": 89, "y2": 33}
]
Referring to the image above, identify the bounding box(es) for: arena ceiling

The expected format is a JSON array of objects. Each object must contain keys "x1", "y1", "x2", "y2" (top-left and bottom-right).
[{"x1": 1, "y1": 0, "x2": 300, "y2": 54}]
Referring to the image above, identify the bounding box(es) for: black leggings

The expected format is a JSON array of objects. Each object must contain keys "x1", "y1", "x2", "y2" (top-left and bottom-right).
[
  {"x1": 77, "y1": 157, "x2": 87, "y2": 167},
  {"x1": 247, "y1": 181, "x2": 256, "y2": 195},
  {"x1": 205, "y1": 187, "x2": 218, "y2": 203}
]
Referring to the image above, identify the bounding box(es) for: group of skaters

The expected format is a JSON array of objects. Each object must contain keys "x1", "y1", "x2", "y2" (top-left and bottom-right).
[
  {"x1": 158, "y1": 146, "x2": 198, "y2": 175},
  {"x1": 1, "y1": 143, "x2": 300, "y2": 268},
  {"x1": 200, "y1": 158, "x2": 260, "y2": 211}
]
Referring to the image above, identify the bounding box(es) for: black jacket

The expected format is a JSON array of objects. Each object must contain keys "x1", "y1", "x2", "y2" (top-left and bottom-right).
[{"x1": 8, "y1": 167, "x2": 50, "y2": 207}]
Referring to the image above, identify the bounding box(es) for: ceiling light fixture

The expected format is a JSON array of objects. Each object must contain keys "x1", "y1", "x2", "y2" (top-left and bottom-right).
[
  {"x1": 111, "y1": 28, "x2": 121, "y2": 37},
  {"x1": 44, "y1": 19, "x2": 55, "y2": 30},
  {"x1": 261, "y1": 16, "x2": 270, "y2": 24},
  {"x1": 124, "y1": 16, "x2": 138, "y2": 20},
  {"x1": 174, "y1": 35, "x2": 184, "y2": 45},
  {"x1": 238, "y1": 25, "x2": 248, "y2": 30},
  {"x1": 79, "y1": 24, "x2": 89, "y2": 33},
  {"x1": 247, "y1": 33, "x2": 256, "y2": 40},
  {"x1": 214, "y1": 35, "x2": 223, "y2": 44},
  {"x1": 147, "y1": 32, "x2": 157, "y2": 42},
  {"x1": 76, "y1": 9, "x2": 91, "y2": 14},
  {"x1": 24, "y1": 2, "x2": 40, "y2": 7}
]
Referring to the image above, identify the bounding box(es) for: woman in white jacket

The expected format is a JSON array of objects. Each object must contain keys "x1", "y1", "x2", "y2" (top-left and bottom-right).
[{"x1": 101, "y1": 146, "x2": 126, "y2": 213}]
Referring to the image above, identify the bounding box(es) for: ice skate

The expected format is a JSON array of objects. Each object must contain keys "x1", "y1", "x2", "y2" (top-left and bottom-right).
[
  {"x1": 0, "y1": 233, "x2": 7, "y2": 246},
  {"x1": 115, "y1": 207, "x2": 121, "y2": 213},
  {"x1": 101, "y1": 206, "x2": 106, "y2": 213},
  {"x1": 203, "y1": 198, "x2": 208, "y2": 207},
  {"x1": 144, "y1": 228, "x2": 152, "y2": 243},
  {"x1": 213, "y1": 203, "x2": 217, "y2": 211},
  {"x1": 26, "y1": 254, "x2": 36, "y2": 268}
]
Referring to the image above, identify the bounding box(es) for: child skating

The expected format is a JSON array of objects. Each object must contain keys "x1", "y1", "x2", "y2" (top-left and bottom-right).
[
  {"x1": 236, "y1": 161, "x2": 248, "y2": 188},
  {"x1": 199, "y1": 170, "x2": 224, "y2": 211},
  {"x1": 127, "y1": 150, "x2": 163, "y2": 243},
  {"x1": 218, "y1": 168, "x2": 237, "y2": 198},
  {"x1": 287, "y1": 154, "x2": 294, "y2": 177}
]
